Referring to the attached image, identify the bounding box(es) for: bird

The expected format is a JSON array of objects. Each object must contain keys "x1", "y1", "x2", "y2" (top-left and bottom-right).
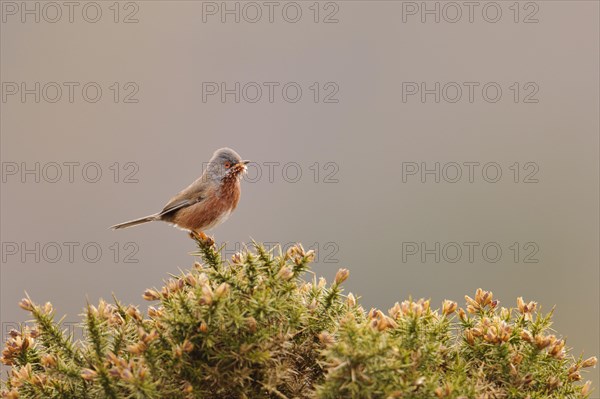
[{"x1": 110, "y1": 148, "x2": 249, "y2": 241}]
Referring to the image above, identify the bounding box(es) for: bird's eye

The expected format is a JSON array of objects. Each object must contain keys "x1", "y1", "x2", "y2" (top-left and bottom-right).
[{"x1": 224, "y1": 161, "x2": 231, "y2": 169}]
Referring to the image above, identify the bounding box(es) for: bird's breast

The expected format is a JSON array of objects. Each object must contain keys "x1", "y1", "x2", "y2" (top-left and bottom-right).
[
  {"x1": 171, "y1": 178, "x2": 241, "y2": 231},
  {"x1": 219, "y1": 177, "x2": 241, "y2": 210}
]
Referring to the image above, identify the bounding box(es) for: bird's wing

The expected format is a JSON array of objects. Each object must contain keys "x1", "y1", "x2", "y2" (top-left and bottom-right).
[
  {"x1": 158, "y1": 179, "x2": 211, "y2": 217},
  {"x1": 158, "y1": 197, "x2": 203, "y2": 217}
]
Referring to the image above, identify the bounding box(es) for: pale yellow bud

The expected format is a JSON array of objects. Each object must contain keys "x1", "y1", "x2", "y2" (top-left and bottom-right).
[{"x1": 334, "y1": 268, "x2": 349, "y2": 285}]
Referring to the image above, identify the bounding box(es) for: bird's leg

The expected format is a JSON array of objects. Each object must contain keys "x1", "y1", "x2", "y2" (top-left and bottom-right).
[{"x1": 189, "y1": 230, "x2": 214, "y2": 247}]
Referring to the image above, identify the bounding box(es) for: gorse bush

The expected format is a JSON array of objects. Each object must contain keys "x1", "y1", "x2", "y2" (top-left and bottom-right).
[{"x1": 1, "y1": 237, "x2": 597, "y2": 399}]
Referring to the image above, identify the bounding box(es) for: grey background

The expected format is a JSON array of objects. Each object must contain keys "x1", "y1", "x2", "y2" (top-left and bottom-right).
[{"x1": 1, "y1": 0, "x2": 599, "y2": 391}]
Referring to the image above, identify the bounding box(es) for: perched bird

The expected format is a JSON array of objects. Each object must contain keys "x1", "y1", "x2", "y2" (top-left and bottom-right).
[{"x1": 111, "y1": 148, "x2": 248, "y2": 240}]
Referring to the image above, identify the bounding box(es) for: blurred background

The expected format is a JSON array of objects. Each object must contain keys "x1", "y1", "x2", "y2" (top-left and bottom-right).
[{"x1": 1, "y1": 0, "x2": 598, "y2": 390}]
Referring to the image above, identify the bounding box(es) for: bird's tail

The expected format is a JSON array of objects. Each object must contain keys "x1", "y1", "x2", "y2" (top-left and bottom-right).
[{"x1": 110, "y1": 214, "x2": 159, "y2": 230}]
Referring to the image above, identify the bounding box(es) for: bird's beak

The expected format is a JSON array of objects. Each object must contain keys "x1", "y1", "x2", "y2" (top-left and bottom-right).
[{"x1": 234, "y1": 160, "x2": 250, "y2": 174}]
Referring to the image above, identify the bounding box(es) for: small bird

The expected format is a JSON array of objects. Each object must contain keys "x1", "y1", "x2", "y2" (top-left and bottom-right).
[{"x1": 111, "y1": 148, "x2": 248, "y2": 241}]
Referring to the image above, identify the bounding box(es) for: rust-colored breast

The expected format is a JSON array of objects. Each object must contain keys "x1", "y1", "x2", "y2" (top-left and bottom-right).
[{"x1": 172, "y1": 178, "x2": 241, "y2": 232}]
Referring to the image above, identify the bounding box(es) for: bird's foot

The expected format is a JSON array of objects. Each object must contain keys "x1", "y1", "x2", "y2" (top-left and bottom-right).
[{"x1": 189, "y1": 230, "x2": 214, "y2": 247}]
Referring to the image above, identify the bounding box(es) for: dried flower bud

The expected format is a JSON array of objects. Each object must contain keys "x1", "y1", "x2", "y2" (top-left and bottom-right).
[
  {"x1": 384, "y1": 315, "x2": 398, "y2": 330},
  {"x1": 11, "y1": 364, "x2": 33, "y2": 386},
  {"x1": 369, "y1": 318, "x2": 379, "y2": 330},
  {"x1": 346, "y1": 293, "x2": 356, "y2": 307},
  {"x1": 477, "y1": 289, "x2": 493, "y2": 307},
  {"x1": 368, "y1": 308, "x2": 377, "y2": 319},
  {"x1": 138, "y1": 328, "x2": 158, "y2": 344},
  {"x1": 245, "y1": 317, "x2": 257, "y2": 333},
  {"x1": 484, "y1": 327, "x2": 498, "y2": 343},
  {"x1": 18, "y1": 298, "x2": 34, "y2": 312},
  {"x1": 582, "y1": 380, "x2": 592, "y2": 396},
  {"x1": 300, "y1": 283, "x2": 311, "y2": 294},
  {"x1": 106, "y1": 352, "x2": 119, "y2": 365},
  {"x1": 318, "y1": 331, "x2": 335, "y2": 346},
  {"x1": 442, "y1": 300, "x2": 457, "y2": 316},
  {"x1": 549, "y1": 339, "x2": 565, "y2": 358},
  {"x1": 197, "y1": 273, "x2": 209, "y2": 285},
  {"x1": 1, "y1": 356, "x2": 13, "y2": 367},
  {"x1": 521, "y1": 329, "x2": 533, "y2": 343},
  {"x1": 184, "y1": 274, "x2": 198, "y2": 287},
  {"x1": 388, "y1": 302, "x2": 401, "y2": 319},
  {"x1": 183, "y1": 382, "x2": 193, "y2": 393},
  {"x1": 41, "y1": 354, "x2": 56, "y2": 368},
  {"x1": 200, "y1": 285, "x2": 213, "y2": 306},
  {"x1": 512, "y1": 353, "x2": 523, "y2": 365},
  {"x1": 142, "y1": 289, "x2": 160, "y2": 301},
  {"x1": 522, "y1": 373, "x2": 533, "y2": 386},
  {"x1": 120, "y1": 368, "x2": 134, "y2": 382},
  {"x1": 517, "y1": 296, "x2": 525, "y2": 311},
  {"x1": 81, "y1": 368, "x2": 97, "y2": 381},
  {"x1": 318, "y1": 277, "x2": 327, "y2": 289},
  {"x1": 214, "y1": 283, "x2": 230, "y2": 299},
  {"x1": 305, "y1": 250, "x2": 316, "y2": 263},
  {"x1": 547, "y1": 376, "x2": 561, "y2": 390},
  {"x1": 42, "y1": 302, "x2": 53, "y2": 315},
  {"x1": 334, "y1": 268, "x2": 349, "y2": 285},
  {"x1": 517, "y1": 296, "x2": 537, "y2": 321},
  {"x1": 458, "y1": 308, "x2": 467, "y2": 322},
  {"x1": 568, "y1": 364, "x2": 580, "y2": 374},
  {"x1": 107, "y1": 367, "x2": 120, "y2": 378},
  {"x1": 127, "y1": 342, "x2": 147, "y2": 355},
  {"x1": 126, "y1": 306, "x2": 142, "y2": 322},
  {"x1": 231, "y1": 253, "x2": 243, "y2": 264},
  {"x1": 182, "y1": 340, "x2": 194, "y2": 353},
  {"x1": 286, "y1": 244, "x2": 306, "y2": 264},
  {"x1": 148, "y1": 306, "x2": 162, "y2": 318},
  {"x1": 582, "y1": 356, "x2": 597, "y2": 368},
  {"x1": 2, "y1": 388, "x2": 19, "y2": 399},
  {"x1": 198, "y1": 321, "x2": 208, "y2": 333},
  {"x1": 276, "y1": 266, "x2": 294, "y2": 281},
  {"x1": 465, "y1": 295, "x2": 478, "y2": 310},
  {"x1": 137, "y1": 367, "x2": 147, "y2": 380},
  {"x1": 535, "y1": 334, "x2": 554, "y2": 350},
  {"x1": 174, "y1": 346, "x2": 183, "y2": 358},
  {"x1": 464, "y1": 329, "x2": 475, "y2": 345}
]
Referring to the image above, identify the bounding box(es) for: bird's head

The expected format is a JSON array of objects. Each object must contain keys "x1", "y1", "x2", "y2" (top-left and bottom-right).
[{"x1": 206, "y1": 148, "x2": 249, "y2": 181}]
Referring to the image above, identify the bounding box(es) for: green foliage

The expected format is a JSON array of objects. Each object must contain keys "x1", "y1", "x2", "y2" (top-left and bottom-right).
[{"x1": 1, "y1": 238, "x2": 596, "y2": 399}]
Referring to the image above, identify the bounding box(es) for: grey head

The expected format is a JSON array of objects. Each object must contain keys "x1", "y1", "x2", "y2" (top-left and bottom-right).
[{"x1": 204, "y1": 148, "x2": 249, "y2": 182}]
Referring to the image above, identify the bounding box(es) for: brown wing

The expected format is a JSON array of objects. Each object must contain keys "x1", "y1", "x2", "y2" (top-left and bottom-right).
[{"x1": 158, "y1": 178, "x2": 213, "y2": 219}]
